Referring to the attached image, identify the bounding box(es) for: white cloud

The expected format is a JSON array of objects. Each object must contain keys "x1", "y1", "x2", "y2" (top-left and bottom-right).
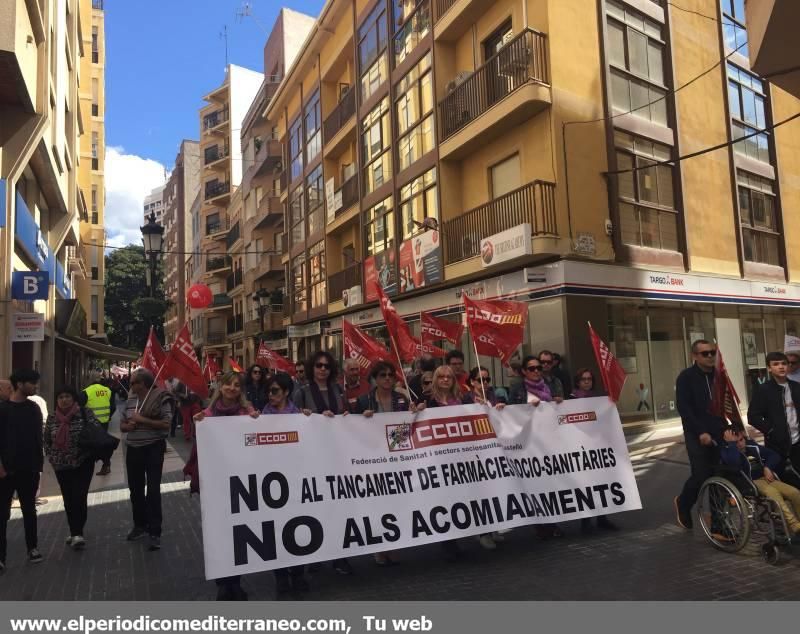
[{"x1": 104, "y1": 146, "x2": 168, "y2": 248}]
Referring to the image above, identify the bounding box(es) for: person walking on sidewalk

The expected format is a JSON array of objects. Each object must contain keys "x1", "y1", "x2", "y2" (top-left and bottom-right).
[
  {"x1": 120, "y1": 368, "x2": 174, "y2": 552},
  {"x1": 189, "y1": 370, "x2": 259, "y2": 600},
  {"x1": 83, "y1": 371, "x2": 115, "y2": 476},
  {"x1": 0, "y1": 369, "x2": 45, "y2": 571},
  {"x1": 674, "y1": 340, "x2": 726, "y2": 530},
  {"x1": 747, "y1": 351, "x2": 800, "y2": 488},
  {"x1": 44, "y1": 386, "x2": 97, "y2": 551}
]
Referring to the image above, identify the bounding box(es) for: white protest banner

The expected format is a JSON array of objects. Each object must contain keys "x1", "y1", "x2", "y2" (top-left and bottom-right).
[
  {"x1": 785, "y1": 334, "x2": 800, "y2": 353},
  {"x1": 196, "y1": 398, "x2": 641, "y2": 579}
]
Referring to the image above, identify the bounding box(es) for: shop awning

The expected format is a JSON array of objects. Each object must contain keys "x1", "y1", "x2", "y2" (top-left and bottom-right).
[{"x1": 55, "y1": 333, "x2": 139, "y2": 361}]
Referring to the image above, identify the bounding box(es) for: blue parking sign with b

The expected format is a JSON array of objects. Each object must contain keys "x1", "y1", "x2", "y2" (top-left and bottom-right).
[{"x1": 11, "y1": 271, "x2": 49, "y2": 300}]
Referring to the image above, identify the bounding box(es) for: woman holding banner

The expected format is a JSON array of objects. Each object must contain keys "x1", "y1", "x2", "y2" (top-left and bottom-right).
[
  {"x1": 190, "y1": 371, "x2": 259, "y2": 601},
  {"x1": 261, "y1": 373, "x2": 310, "y2": 594},
  {"x1": 507, "y1": 356, "x2": 565, "y2": 540},
  {"x1": 424, "y1": 366, "x2": 463, "y2": 408},
  {"x1": 292, "y1": 352, "x2": 353, "y2": 576},
  {"x1": 293, "y1": 352, "x2": 347, "y2": 418},
  {"x1": 353, "y1": 360, "x2": 419, "y2": 566},
  {"x1": 569, "y1": 369, "x2": 618, "y2": 534},
  {"x1": 462, "y1": 367, "x2": 506, "y2": 409}
]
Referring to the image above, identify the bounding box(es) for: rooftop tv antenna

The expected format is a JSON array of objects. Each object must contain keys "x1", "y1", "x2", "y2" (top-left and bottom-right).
[{"x1": 219, "y1": 25, "x2": 229, "y2": 66}]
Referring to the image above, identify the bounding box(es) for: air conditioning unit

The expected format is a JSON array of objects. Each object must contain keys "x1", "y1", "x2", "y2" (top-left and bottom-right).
[{"x1": 446, "y1": 71, "x2": 473, "y2": 94}]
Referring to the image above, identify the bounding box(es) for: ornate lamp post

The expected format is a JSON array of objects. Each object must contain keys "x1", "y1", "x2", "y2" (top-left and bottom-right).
[{"x1": 140, "y1": 212, "x2": 164, "y2": 298}]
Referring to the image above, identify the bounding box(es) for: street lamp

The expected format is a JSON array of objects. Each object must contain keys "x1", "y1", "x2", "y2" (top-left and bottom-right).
[
  {"x1": 253, "y1": 288, "x2": 269, "y2": 334},
  {"x1": 140, "y1": 211, "x2": 164, "y2": 298}
]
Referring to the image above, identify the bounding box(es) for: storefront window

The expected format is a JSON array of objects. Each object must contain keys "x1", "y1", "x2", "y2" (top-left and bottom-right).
[
  {"x1": 648, "y1": 304, "x2": 688, "y2": 421},
  {"x1": 608, "y1": 301, "x2": 651, "y2": 421}
]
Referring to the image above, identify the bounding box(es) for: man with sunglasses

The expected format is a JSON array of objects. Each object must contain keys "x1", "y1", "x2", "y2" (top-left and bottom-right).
[
  {"x1": 748, "y1": 351, "x2": 800, "y2": 489},
  {"x1": 674, "y1": 339, "x2": 727, "y2": 530},
  {"x1": 538, "y1": 350, "x2": 564, "y2": 403}
]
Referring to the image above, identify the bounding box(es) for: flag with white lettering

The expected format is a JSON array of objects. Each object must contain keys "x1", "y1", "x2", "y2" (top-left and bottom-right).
[
  {"x1": 343, "y1": 320, "x2": 392, "y2": 376},
  {"x1": 374, "y1": 282, "x2": 421, "y2": 362},
  {"x1": 588, "y1": 323, "x2": 626, "y2": 403},
  {"x1": 141, "y1": 326, "x2": 166, "y2": 384},
  {"x1": 421, "y1": 311, "x2": 464, "y2": 348},
  {"x1": 160, "y1": 324, "x2": 208, "y2": 399},
  {"x1": 256, "y1": 342, "x2": 296, "y2": 376},
  {"x1": 463, "y1": 295, "x2": 528, "y2": 365}
]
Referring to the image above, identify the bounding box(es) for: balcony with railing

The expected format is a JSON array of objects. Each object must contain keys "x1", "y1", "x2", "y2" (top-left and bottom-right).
[
  {"x1": 206, "y1": 330, "x2": 226, "y2": 345},
  {"x1": 204, "y1": 143, "x2": 230, "y2": 166},
  {"x1": 206, "y1": 255, "x2": 232, "y2": 272},
  {"x1": 328, "y1": 263, "x2": 362, "y2": 305},
  {"x1": 254, "y1": 195, "x2": 282, "y2": 230},
  {"x1": 323, "y1": 86, "x2": 356, "y2": 153},
  {"x1": 253, "y1": 254, "x2": 282, "y2": 281},
  {"x1": 227, "y1": 315, "x2": 244, "y2": 335},
  {"x1": 226, "y1": 269, "x2": 243, "y2": 293},
  {"x1": 253, "y1": 138, "x2": 283, "y2": 177},
  {"x1": 225, "y1": 221, "x2": 241, "y2": 249},
  {"x1": 210, "y1": 293, "x2": 233, "y2": 309},
  {"x1": 204, "y1": 180, "x2": 231, "y2": 201},
  {"x1": 438, "y1": 29, "x2": 550, "y2": 158},
  {"x1": 442, "y1": 180, "x2": 558, "y2": 265},
  {"x1": 326, "y1": 173, "x2": 360, "y2": 225},
  {"x1": 203, "y1": 108, "x2": 229, "y2": 132},
  {"x1": 205, "y1": 216, "x2": 229, "y2": 237}
]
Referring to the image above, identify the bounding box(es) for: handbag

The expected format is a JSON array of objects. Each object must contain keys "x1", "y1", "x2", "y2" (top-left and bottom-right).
[{"x1": 77, "y1": 408, "x2": 120, "y2": 461}]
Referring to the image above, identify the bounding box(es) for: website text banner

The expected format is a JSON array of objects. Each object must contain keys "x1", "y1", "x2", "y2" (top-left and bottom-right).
[{"x1": 197, "y1": 398, "x2": 641, "y2": 579}]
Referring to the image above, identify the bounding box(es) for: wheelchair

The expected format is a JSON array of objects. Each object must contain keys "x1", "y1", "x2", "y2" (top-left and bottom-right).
[{"x1": 696, "y1": 464, "x2": 798, "y2": 565}]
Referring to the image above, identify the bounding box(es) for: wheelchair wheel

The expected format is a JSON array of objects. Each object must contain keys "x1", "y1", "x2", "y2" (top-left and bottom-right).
[
  {"x1": 762, "y1": 542, "x2": 780, "y2": 565},
  {"x1": 697, "y1": 477, "x2": 751, "y2": 553}
]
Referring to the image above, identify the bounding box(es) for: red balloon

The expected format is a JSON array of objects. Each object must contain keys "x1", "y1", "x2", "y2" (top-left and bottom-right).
[{"x1": 187, "y1": 283, "x2": 213, "y2": 309}]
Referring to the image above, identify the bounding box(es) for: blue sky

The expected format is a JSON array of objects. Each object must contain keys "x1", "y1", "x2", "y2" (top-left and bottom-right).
[{"x1": 103, "y1": 0, "x2": 323, "y2": 246}]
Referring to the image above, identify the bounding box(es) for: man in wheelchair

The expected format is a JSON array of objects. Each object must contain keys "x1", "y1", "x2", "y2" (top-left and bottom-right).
[{"x1": 719, "y1": 427, "x2": 800, "y2": 537}]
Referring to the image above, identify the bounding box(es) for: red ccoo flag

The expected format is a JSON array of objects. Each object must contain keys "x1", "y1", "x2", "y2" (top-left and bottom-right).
[
  {"x1": 159, "y1": 324, "x2": 208, "y2": 399},
  {"x1": 463, "y1": 294, "x2": 528, "y2": 365},
  {"x1": 141, "y1": 326, "x2": 167, "y2": 383},
  {"x1": 202, "y1": 354, "x2": 220, "y2": 383},
  {"x1": 421, "y1": 311, "x2": 464, "y2": 347},
  {"x1": 256, "y1": 341, "x2": 296, "y2": 376},
  {"x1": 373, "y1": 282, "x2": 421, "y2": 362},
  {"x1": 588, "y1": 323, "x2": 627, "y2": 403},
  {"x1": 343, "y1": 320, "x2": 392, "y2": 376},
  {"x1": 709, "y1": 347, "x2": 744, "y2": 428}
]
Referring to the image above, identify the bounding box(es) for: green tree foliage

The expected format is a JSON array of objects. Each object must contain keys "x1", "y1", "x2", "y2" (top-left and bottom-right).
[{"x1": 104, "y1": 245, "x2": 169, "y2": 349}]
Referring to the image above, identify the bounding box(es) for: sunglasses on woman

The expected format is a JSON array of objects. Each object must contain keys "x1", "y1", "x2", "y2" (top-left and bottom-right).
[
  {"x1": 268, "y1": 387, "x2": 283, "y2": 395},
  {"x1": 423, "y1": 379, "x2": 433, "y2": 385},
  {"x1": 525, "y1": 365, "x2": 542, "y2": 372},
  {"x1": 377, "y1": 372, "x2": 395, "y2": 379},
  {"x1": 315, "y1": 362, "x2": 331, "y2": 369}
]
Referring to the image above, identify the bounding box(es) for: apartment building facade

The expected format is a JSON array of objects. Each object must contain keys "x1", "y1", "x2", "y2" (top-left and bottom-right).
[
  {"x1": 195, "y1": 64, "x2": 263, "y2": 368},
  {"x1": 162, "y1": 139, "x2": 200, "y2": 345},
  {"x1": 0, "y1": 0, "x2": 133, "y2": 403},
  {"x1": 260, "y1": 0, "x2": 800, "y2": 426},
  {"x1": 143, "y1": 183, "x2": 165, "y2": 224}
]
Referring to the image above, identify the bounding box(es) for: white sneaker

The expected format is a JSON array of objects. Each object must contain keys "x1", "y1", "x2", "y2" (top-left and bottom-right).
[
  {"x1": 65, "y1": 536, "x2": 73, "y2": 546},
  {"x1": 478, "y1": 534, "x2": 497, "y2": 550},
  {"x1": 70, "y1": 536, "x2": 86, "y2": 550},
  {"x1": 492, "y1": 531, "x2": 508, "y2": 542}
]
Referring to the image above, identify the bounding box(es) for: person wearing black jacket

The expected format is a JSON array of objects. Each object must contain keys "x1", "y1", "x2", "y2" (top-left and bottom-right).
[
  {"x1": 747, "y1": 351, "x2": 800, "y2": 488},
  {"x1": 673, "y1": 340, "x2": 726, "y2": 531},
  {"x1": 0, "y1": 369, "x2": 45, "y2": 571}
]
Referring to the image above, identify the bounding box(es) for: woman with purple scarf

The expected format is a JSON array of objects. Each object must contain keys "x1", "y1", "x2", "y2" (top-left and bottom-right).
[
  {"x1": 44, "y1": 386, "x2": 97, "y2": 551},
  {"x1": 189, "y1": 371, "x2": 259, "y2": 601},
  {"x1": 262, "y1": 373, "x2": 310, "y2": 595},
  {"x1": 508, "y1": 356, "x2": 565, "y2": 539},
  {"x1": 570, "y1": 369, "x2": 618, "y2": 533}
]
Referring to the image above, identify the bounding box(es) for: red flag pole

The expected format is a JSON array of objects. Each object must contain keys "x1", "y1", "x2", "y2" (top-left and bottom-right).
[
  {"x1": 389, "y1": 334, "x2": 415, "y2": 400},
  {"x1": 464, "y1": 294, "x2": 487, "y2": 403},
  {"x1": 135, "y1": 356, "x2": 169, "y2": 414}
]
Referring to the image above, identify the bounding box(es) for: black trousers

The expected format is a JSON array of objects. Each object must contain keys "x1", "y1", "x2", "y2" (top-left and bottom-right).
[
  {"x1": 0, "y1": 471, "x2": 40, "y2": 562},
  {"x1": 678, "y1": 432, "x2": 719, "y2": 513},
  {"x1": 54, "y1": 461, "x2": 94, "y2": 537},
  {"x1": 126, "y1": 440, "x2": 166, "y2": 536},
  {"x1": 274, "y1": 565, "x2": 305, "y2": 581}
]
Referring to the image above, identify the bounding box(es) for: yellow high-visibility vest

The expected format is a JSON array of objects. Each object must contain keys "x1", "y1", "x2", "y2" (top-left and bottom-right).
[{"x1": 84, "y1": 383, "x2": 112, "y2": 423}]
